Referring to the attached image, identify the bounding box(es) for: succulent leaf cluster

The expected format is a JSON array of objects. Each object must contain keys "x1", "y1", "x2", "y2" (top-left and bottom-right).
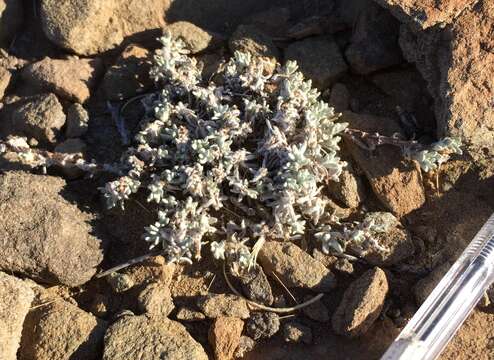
[
  {"x1": 407, "y1": 137, "x2": 462, "y2": 172},
  {"x1": 99, "y1": 32, "x2": 377, "y2": 269}
]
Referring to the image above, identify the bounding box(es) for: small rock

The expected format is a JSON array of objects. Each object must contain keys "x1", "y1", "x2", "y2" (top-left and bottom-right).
[
  {"x1": 258, "y1": 241, "x2": 336, "y2": 292},
  {"x1": 137, "y1": 282, "x2": 174, "y2": 316},
  {"x1": 124, "y1": 257, "x2": 176, "y2": 289},
  {"x1": 285, "y1": 35, "x2": 348, "y2": 90},
  {"x1": 229, "y1": 24, "x2": 280, "y2": 60},
  {"x1": 101, "y1": 45, "x2": 152, "y2": 101},
  {"x1": 327, "y1": 168, "x2": 366, "y2": 208},
  {"x1": 40, "y1": 0, "x2": 169, "y2": 55},
  {"x1": 107, "y1": 272, "x2": 135, "y2": 293},
  {"x1": 0, "y1": 49, "x2": 27, "y2": 71},
  {"x1": 20, "y1": 299, "x2": 107, "y2": 360},
  {"x1": 283, "y1": 322, "x2": 312, "y2": 344},
  {"x1": 374, "y1": 0, "x2": 476, "y2": 30},
  {"x1": 0, "y1": 272, "x2": 34, "y2": 360},
  {"x1": 208, "y1": 317, "x2": 244, "y2": 360},
  {"x1": 0, "y1": 0, "x2": 23, "y2": 47},
  {"x1": 22, "y1": 57, "x2": 104, "y2": 103},
  {"x1": 175, "y1": 307, "x2": 206, "y2": 322},
  {"x1": 334, "y1": 258, "x2": 355, "y2": 276},
  {"x1": 302, "y1": 297, "x2": 330, "y2": 322},
  {"x1": 329, "y1": 82, "x2": 350, "y2": 113},
  {"x1": 167, "y1": 21, "x2": 220, "y2": 54},
  {"x1": 65, "y1": 103, "x2": 89, "y2": 138},
  {"x1": 10, "y1": 93, "x2": 66, "y2": 145},
  {"x1": 234, "y1": 265, "x2": 274, "y2": 306},
  {"x1": 414, "y1": 262, "x2": 451, "y2": 305},
  {"x1": 103, "y1": 315, "x2": 208, "y2": 360},
  {"x1": 359, "y1": 212, "x2": 414, "y2": 267},
  {"x1": 345, "y1": 3, "x2": 403, "y2": 74},
  {"x1": 342, "y1": 111, "x2": 426, "y2": 217},
  {"x1": 55, "y1": 138, "x2": 87, "y2": 154},
  {"x1": 0, "y1": 171, "x2": 103, "y2": 286},
  {"x1": 234, "y1": 336, "x2": 255, "y2": 359},
  {"x1": 196, "y1": 52, "x2": 224, "y2": 80},
  {"x1": 245, "y1": 312, "x2": 280, "y2": 340},
  {"x1": 332, "y1": 267, "x2": 389, "y2": 337},
  {"x1": 0, "y1": 66, "x2": 11, "y2": 100},
  {"x1": 197, "y1": 294, "x2": 250, "y2": 319}
]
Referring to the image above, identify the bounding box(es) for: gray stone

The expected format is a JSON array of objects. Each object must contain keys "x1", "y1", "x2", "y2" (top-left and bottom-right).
[
  {"x1": 197, "y1": 293, "x2": 250, "y2": 319},
  {"x1": 40, "y1": 0, "x2": 169, "y2": 55},
  {"x1": 285, "y1": 35, "x2": 348, "y2": 90},
  {"x1": 167, "y1": 21, "x2": 220, "y2": 54},
  {"x1": 0, "y1": 272, "x2": 34, "y2": 360},
  {"x1": 327, "y1": 168, "x2": 365, "y2": 208},
  {"x1": 258, "y1": 241, "x2": 336, "y2": 291},
  {"x1": 345, "y1": 3, "x2": 403, "y2": 74},
  {"x1": 65, "y1": 103, "x2": 89, "y2": 138},
  {"x1": 101, "y1": 45, "x2": 152, "y2": 101},
  {"x1": 10, "y1": 93, "x2": 65, "y2": 145},
  {"x1": 137, "y1": 282, "x2": 174, "y2": 316},
  {"x1": 245, "y1": 312, "x2": 280, "y2": 340},
  {"x1": 329, "y1": 82, "x2": 350, "y2": 113},
  {"x1": 0, "y1": 0, "x2": 23, "y2": 47},
  {"x1": 0, "y1": 171, "x2": 103, "y2": 286},
  {"x1": 20, "y1": 299, "x2": 107, "y2": 360},
  {"x1": 332, "y1": 267, "x2": 388, "y2": 337},
  {"x1": 235, "y1": 264, "x2": 274, "y2": 306},
  {"x1": 175, "y1": 307, "x2": 206, "y2": 322},
  {"x1": 283, "y1": 322, "x2": 312, "y2": 344},
  {"x1": 22, "y1": 57, "x2": 104, "y2": 103},
  {"x1": 107, "y1": 273, "x2": 135, "y2": 293},
  {"x1": 103, "y1": 315, "x2": 208, "y2": 360}
]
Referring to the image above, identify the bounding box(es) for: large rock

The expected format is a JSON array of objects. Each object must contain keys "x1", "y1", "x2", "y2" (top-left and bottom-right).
[
  {"x1": 9, "y1": 93, "x2": 65, "y2": 145},
  {"x1": 399, "y1": 1, "x2": 494, "y2": 159},
  {"x1": 374, "y1": 0, "x2": 477, "y2": 30},
  {"x1": 0, "y1": 0, "x2": 23, "y2": 47},
  {"x1": 345, "y1": 2, "x2": 403, "y2": 74},
  {"x1": 285, "y1": 35, "x2": 348, "y2": 90},
  {"x1": 342, "y1": 111, "x2": 426, "y2": 217},
  {"x1": 101, "y1": 44, "x2": 152, "y2": 101},
  {"x1": 103, "y1": 315, "x2": 208, "y2": 360},
  {"x1": 332, "y1": 267, "x2": 389, "y2": 337},
  {"x1": 20, "y1": 299, "x2": 106, "y2": 360},
  {"x1": 40, "y1": 0, "x2": 170, "y2": 55},
  {"x1": 0, "y1": 272, "x2": 34, "y2": 360},
  {"x1": 229, "y1": 24, "x2": 280, "y2": 60},
  {"x1": 0, "y1": 171, "x2": 103, "y2": 286},
  {"x1": 22, "y1": 57, "x2": 104, "y2": 103},
  {"x1": 258, "y1": 241, "x2": 336, "y2": 291}
]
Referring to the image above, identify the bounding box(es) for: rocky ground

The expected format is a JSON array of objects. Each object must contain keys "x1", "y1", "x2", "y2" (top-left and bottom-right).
[{"x1": 0, "y1": 0, "x2": 493, "y2": 359}]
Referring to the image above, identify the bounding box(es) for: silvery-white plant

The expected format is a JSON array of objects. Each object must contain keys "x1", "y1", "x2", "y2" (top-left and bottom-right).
[{"x1": 97, "y1": 32, "x2": 387, "y2": 271}]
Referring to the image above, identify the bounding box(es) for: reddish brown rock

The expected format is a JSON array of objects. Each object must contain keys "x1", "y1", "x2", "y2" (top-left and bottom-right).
[
  {"x1": 22, "y1": 57, "x2": 104, "y2": 103},
  {"x1": 399, "y1": 0, "x2": 494, "y2": 160},
  {"x1": 208, "y1": 317, "x2": 244, "y2": 360},
  {"x1": 374, "y1": 0, "x2": 477, "y2": 30},
  {"x1": 332, "y1": 267, "x2": 389, "y2": 337},
  {"x1": 342, "y1": 111, "x2": 426, "y2": 217}
]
